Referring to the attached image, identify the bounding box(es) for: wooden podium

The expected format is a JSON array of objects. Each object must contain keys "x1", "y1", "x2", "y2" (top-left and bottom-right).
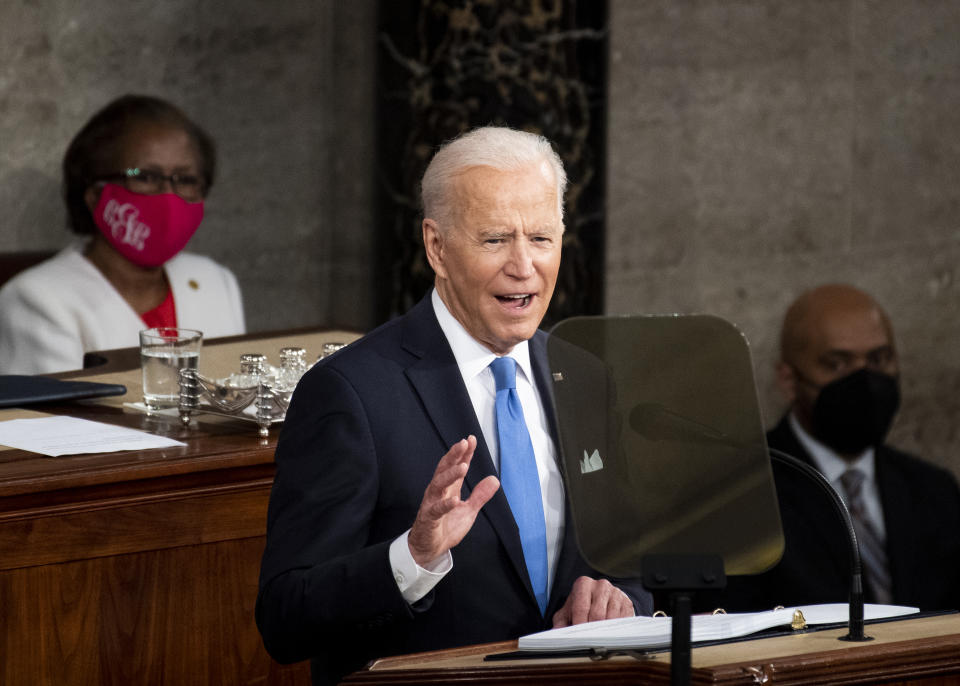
[
  {"x1": 0, "y1": 330, "x2": 358, "y2": 686},
  {"x1": 342, "y1": 614, "x2": 960, "y2": 685}
]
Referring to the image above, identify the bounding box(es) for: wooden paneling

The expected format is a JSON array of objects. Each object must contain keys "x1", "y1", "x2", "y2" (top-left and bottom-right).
[
  {"x1": 0, "y1": 480, "x2": 272, "y2": 570},
  {"x1": 0, "y1": 538, "x2": 309, "y2": 685},
  {"x1": 0, "y1": 389, "x2": 310, "y2": 684}
]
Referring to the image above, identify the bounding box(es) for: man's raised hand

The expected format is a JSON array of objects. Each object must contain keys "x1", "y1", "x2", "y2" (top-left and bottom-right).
[{"x1": 408, "y1": 435, "x2": 500, "y2": 566}]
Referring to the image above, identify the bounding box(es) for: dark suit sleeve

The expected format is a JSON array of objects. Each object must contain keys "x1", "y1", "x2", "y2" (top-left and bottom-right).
[
  {"x1": 613, "y1": 577, "x2": 654, "y2": 616},
  {"x1": 255, "y1": 364, "x2": 413, "y2": 665},
  {"x1": 880, "y1": 448, "x2": 960, "y2": 611}
]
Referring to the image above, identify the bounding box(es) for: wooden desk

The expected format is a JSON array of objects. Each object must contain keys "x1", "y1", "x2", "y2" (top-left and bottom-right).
[
  {"x1": 343, "y1": 613, "x2": 960, "y2": 685},
  {"x1": 0, "y1": 330, "x2": 359, "y2": 685}
]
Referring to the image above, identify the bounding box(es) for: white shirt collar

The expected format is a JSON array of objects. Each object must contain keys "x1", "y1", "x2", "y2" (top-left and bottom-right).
[
  {"x1": 788, "y1": 412, "x2": 876, "y2": 482},
  {"x1": 431, "y1": 288, "x2": 534, "y2": 383}
]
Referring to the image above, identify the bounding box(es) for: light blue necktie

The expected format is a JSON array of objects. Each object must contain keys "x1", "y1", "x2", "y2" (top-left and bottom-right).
[{"x1": 490, "y1": 356, "x2": 548, "y2": 615}]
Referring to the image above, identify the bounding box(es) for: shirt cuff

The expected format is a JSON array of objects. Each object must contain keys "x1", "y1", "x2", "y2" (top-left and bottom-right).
[{"x1": 388, "y1": 529, "x2": 453, "y2": 604}]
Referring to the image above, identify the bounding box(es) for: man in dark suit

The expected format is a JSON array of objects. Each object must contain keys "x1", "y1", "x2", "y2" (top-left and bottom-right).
[
  {"x1": 722, "y1": 284, "x2": 960, "y2": 612},
  {"x1": 255, "y1": 127, "x2": 651, "y2": 685}
]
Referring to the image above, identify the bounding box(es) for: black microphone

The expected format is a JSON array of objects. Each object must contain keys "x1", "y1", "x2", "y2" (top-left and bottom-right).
[
  {"x1": 768, "y1": 447, "x2": 871, "y2": 642},
  {"x1": 628, "y1": 403, "x2": 871, "y2": 641}
]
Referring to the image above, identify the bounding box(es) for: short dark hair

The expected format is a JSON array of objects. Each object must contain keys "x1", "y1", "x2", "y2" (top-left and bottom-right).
[{"x1": 62, "y1": 94, "x2": 216, "y2": 235}]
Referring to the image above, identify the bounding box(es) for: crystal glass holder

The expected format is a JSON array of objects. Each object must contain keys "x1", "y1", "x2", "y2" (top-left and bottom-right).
[{"x1": 176, "y1": 343, "x2": 346, "y2": 436}]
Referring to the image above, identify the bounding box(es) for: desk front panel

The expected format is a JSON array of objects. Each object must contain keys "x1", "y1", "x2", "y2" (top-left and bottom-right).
[{"x1": 0, "y1": 395, "x2": 312, "y2": 684}]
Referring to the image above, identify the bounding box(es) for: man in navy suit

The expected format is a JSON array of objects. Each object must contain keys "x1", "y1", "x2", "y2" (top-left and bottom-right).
[
  {"x1": 256, "y1": 127, "x2": 652, "y2": 685},
  {"x1": 720, "y1": 284, "x2": 960, "y2": 612}
]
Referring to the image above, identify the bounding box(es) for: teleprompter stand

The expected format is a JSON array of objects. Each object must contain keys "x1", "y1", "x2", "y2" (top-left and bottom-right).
[
  {"x1": 642, "y1": 554, "x2": 726, "y2": 686},
  {"x1": 546, "y1": 315, "x2": 785, "y2": 685}
]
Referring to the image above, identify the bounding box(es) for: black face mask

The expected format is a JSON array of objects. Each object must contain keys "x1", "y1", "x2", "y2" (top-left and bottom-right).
[{"x1": 808, "y1": 368, "x2": 901, "y2": 455}]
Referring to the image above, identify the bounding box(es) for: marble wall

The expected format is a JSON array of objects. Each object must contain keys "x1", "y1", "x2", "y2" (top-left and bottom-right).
[
  {"x1": 607, "y1": 0, "x2": 960, "y2": 474},
  {"x1": 375, "y1": 0, "x2": 608, "y2": 323},
  {"x1": 2, "y1": 1, "x2": 958, "y2": 473}
]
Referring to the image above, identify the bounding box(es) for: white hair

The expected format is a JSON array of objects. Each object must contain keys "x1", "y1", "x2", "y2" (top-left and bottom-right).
[{"x1": 420, "y1": 126, "x2": 567, "y2": 230}]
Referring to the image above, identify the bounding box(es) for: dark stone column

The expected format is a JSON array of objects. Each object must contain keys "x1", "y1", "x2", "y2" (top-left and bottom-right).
[{"x1": 376, "y1": 0, "x2": 609, "y2": 324}]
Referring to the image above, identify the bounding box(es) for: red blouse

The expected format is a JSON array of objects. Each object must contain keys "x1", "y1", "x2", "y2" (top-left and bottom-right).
[{"x1": 140, "y1": 287, "x2": 178, "y2": 329}]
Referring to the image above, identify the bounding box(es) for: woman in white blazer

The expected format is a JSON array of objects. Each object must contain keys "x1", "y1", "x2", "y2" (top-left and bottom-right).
[{"x1": 0, "y1": 95, "x2": 245, "y2": 374}]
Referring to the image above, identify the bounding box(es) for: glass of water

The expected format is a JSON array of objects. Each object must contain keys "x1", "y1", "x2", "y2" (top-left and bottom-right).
[{"x1": 139, "y1": 327, "x2": 203, "y2": 410}]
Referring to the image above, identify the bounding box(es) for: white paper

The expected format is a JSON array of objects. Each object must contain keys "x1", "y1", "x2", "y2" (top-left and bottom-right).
[
  {"x1": 0, "y1": 416, "x2": 186, "y2": 457},
  {"x1": 518, "y1": 603, "x2": 920, "y2": 651}
]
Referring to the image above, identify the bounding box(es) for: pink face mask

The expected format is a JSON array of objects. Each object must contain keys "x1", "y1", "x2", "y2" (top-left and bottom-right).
[{"x1": 93, "y1": 183, "x2": 204, "y2": 268}]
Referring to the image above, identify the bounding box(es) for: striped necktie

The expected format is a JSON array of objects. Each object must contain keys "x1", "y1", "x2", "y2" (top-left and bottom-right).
[
  {"x1": 490, "y1": 356, "x2": 548, "y2": 615},
  {"x1": 839, "y1": 468, "x2": 893, "y2": 604}
]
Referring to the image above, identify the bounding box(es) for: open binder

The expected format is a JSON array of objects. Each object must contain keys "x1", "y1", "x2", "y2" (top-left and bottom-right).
[{"x1": 518, "y1": 603, "x2": 919, "y2": 652}]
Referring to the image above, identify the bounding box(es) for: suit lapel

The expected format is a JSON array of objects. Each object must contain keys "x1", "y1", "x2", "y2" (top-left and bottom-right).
[
  {"x1": 530, "y1": 331, "x2": 585, "y2": 611},
  {"x1": 767, "y1": 417, "x2": 850, "y2": 570},
  {"x1": 767, "y1": 416, "x2": 812, "y2": 469},
  {"x1": 529, "y1": 331, "x2": 561, "y2": 452},
  {"x1": 875, "y1": 448, "x2": 912, "y2": 599},
  {"x1": 400, "y1": 296, "x2": 538, "y2": 605}
]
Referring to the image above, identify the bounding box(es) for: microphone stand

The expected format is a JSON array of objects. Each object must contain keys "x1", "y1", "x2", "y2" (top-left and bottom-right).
[
  {"x1": 641, "y1": 553, "x2": 726, "y2": 686},
  {"x1": 768, "y1": 448, "x2": 872, "y2": 642}
]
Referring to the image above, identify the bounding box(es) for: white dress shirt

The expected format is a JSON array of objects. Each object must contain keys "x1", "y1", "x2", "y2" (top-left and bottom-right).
[
  {"x1": 788, "y1": 413, "x2": 887, "y2": 538},
  {"x1": 389, "y1": 289, "x2": 565, "y2": 603}
]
